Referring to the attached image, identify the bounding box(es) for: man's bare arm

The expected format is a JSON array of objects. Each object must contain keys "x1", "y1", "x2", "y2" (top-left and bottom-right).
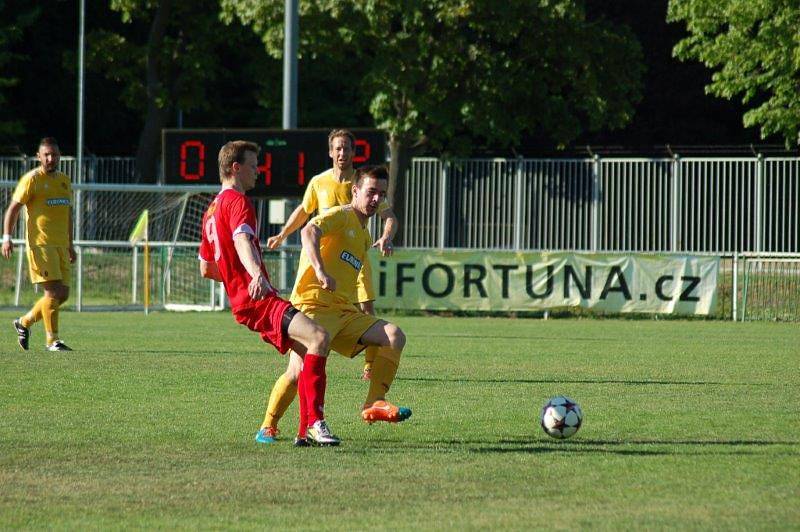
[
  {"x1": 372, "y1": 208, "x2": 398, "y2": 256},
  {"x1": 267, "y1": 204, "x2": 310, "y2": 249},
  {"x1": 1, "y1": 201, "x2": 23, "y2": 259},
  {"x1": 233, "y1": 233, "x2": 271, "y2": 299}
]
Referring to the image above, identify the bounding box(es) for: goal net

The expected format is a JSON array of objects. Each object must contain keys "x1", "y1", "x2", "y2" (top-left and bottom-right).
[
  {"x1": 76, "y1": 184, "x2": 220, "y2": 310},
  {"x1": 740, "y1": 256, "x2": 800, "y2": 321}
]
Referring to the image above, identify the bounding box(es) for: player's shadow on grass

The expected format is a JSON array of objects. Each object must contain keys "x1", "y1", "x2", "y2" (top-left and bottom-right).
[
  {"x1": 355, "y1": 438, "x2": 799, "y2": 457},
  {"x1": 557, "y1": 439, "x2": 800, "y2": 447},
  {"x1": 354, "y1": 440, "x2": 671, "y2": 456},
  {"x1": 474, "y1": 445, "x2": 671, "y2": 456},
  {"x1": 431, "y1": 334, "x2": 622, "y2": 342},
  {"x1": 396, "y1": 376, "x2": 768, "y2": 386},
  {"x1": 470, "y1": 438, "x2": 800, "y2": 456}
]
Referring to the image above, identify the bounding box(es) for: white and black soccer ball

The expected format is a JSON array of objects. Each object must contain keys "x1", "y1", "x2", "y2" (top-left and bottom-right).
[{"x1": 540, "y1": 395, "x2": 583, "y2": 439}]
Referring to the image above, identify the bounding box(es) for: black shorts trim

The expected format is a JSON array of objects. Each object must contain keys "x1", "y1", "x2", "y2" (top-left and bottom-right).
[{"x1": 281, "y1": 306, "x2": 300, "y2": 337}]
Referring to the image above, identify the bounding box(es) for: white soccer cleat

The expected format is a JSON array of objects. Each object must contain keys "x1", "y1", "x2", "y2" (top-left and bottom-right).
[
  {"x1": 306, "y1": 420, "x2": 340, "y2": 446},
  {"x1": 46, "y1": 340, "x2": 73, "y2": 352}
]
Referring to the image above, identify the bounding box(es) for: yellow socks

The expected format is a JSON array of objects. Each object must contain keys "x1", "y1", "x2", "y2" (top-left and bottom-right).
[
  {"x1": 41, "y1": 296, "x2": 60, "y2": 344},
  {"x1": 20, "y1": 296, "x2": 47, "y2": 328},
  {"x1": 363, "y1": 346, "x2": 378, "y2": 372},
  {"x1": 365, "y1": 346, "x2": 401, "y2": 405},
  {"x1": 261, "y1": 374, "x2": 298, "y2": 429}
]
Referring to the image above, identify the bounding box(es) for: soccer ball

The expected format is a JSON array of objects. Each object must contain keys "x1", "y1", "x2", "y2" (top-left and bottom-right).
[{"x1": 540, "y1": 396, "x2": 583, "y2": 439}]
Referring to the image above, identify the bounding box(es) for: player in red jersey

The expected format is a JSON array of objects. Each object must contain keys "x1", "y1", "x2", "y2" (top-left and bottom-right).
[{"x1": 198, "y1": 140, "x2": 339, "y2": 446}]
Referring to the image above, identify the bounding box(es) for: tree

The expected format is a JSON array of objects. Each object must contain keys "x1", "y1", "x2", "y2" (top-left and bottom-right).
[
  {"x1": 0, "y1": 2, "x2": 40, "y2": 145},
  {"x1": 222, "y1": 0, "x2": 644, "y2": 235},
  {"x1": 87, "y1": 0, "x2": 281, "y2": 180},
  {"x1": 668, "y1": 0, "x2": 800, "y2": 147}
]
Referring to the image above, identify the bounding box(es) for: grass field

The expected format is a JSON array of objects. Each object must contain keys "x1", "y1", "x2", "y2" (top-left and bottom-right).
[{"x1": 1, "y1": 312, "x2": 798, "y2": 529}]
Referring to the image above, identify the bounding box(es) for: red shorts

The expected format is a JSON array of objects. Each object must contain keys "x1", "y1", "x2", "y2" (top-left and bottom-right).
[{"x1": 232, "y1": 295, "x2": 295, "y2": 354}]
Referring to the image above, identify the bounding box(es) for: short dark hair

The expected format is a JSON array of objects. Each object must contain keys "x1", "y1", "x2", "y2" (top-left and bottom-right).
[
  {"x1": 328, "y1": 129, "x2": 355, "y2": 150},
  {"x1": 354, "y1": 165, "x2": 389, "y2": 186},
  {"x1": 38, "y1": 137, "x2": 59, "y2": 150},
  {"x1": 218, "y1": 140, "x2": 260, "y2": 179}
]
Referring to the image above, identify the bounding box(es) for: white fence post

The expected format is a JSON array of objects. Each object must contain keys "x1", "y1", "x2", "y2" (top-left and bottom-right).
[
  {"x1": 755, "y1": 154, "x2": 764, "y2": 253},
  {"x1": 591, "y1": 154, "x2": 601, "y2": 252},
  {"x1": 439, "y1": 161, "x2": 449, "y2": 249},
  {"x1": 514, "y1": 156, "x2": 524, "y2": 251},
  {"x1": 732, "y1": 252, "x2": 738, "y2": 321},
  {"x1": 671, "y1": 155, "x2": 681, "y2": 252},
  {"x1": 132, "y1": 246, "x2": 139, "y2": 303},
  {"x1": 14, "y1": 243, "x2": 24, "y2": 306},
  {"x1": 76, "y1": 245, "x2": 83, "y2": 312}
]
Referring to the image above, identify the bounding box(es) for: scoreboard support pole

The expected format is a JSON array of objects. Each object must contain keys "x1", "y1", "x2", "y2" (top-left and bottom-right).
[{"x1": 283, "y1": 0, "x2": 299, "y2": 129}]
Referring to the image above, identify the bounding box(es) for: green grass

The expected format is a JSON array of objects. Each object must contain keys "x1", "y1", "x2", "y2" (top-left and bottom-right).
[{"x1": 1, "y1": 312, "x2": 798, "y2": 529}]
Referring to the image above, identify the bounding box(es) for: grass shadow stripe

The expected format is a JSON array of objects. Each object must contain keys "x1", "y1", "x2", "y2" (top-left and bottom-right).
[{"x1": 396, "y1": 376, "x2": 774, "y2": 386}]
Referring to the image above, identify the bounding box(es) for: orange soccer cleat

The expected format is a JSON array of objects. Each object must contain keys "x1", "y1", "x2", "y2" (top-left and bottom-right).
[{"x1": 361, "y1": 400, "x2": 412, "y2": 424}]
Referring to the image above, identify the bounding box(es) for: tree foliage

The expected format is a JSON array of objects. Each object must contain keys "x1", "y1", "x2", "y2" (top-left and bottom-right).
[
  {"x1": 0, "y1": 2, "x2": 40, "y2": 143},
  {"x1": 668, "y1": 0, "x2": 800, "y2": 146},
  {"x1": 86, "y1": 0, "x2": 282, "y2": 179},
  {"x1": 223, "y1": 0, "x2": 643, "y2": 152},
  {"x1": 222, "y1": 0, "x2": 643, "y2": 232}
]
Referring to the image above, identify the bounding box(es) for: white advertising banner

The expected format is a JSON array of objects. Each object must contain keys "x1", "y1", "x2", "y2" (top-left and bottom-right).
[{"x1": 371, "y1": 250, "x2": 719, "y2": 315}]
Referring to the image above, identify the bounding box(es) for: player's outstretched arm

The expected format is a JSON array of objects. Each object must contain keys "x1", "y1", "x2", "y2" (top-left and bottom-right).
[
  {"x1": 372, "y1": 208, "x2": 398, "y2": 256},
  {"x1": 1, "y1": 201, "x2": 23, "y2": 259},
  {"x1": 267, "y1": 205, "x2": 310, "y2": 249},
  {"x1": 232, "y1": 233, "x2": 271, "y2": 300}
]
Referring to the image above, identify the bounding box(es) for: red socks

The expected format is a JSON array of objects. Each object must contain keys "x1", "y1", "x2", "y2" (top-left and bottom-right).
[
  {"x1": 297, "y1": 374, "x2": 308, "y2": 438},
  {"x1": 300, "y1": 354, "x2": 327, "y2": 427}
]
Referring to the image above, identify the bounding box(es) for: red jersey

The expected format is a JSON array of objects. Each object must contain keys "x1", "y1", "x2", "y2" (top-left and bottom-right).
[{"x1": 198, "y1": 188, "x2": 277, "y2": 311}]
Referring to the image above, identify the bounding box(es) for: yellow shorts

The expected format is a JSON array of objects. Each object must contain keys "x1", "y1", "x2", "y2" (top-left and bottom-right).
[
  {"x1": 356, "y1": 255, "x2": 374, "y2": 303},
  {"x1": 27, "y1": 245, "x2": 71, "y2": 285},
  {"x1": 296, "y1": 302, "x2": 380, "y2": 358}
]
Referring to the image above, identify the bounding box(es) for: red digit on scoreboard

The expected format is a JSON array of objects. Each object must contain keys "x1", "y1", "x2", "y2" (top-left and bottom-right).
[
  {"x1": 179, "y1": 140, "x2": 205, "y2": 180},
  {"x1": 353, "y1": 139, "x2": 371, "y2": 164},
  {"x1": 258, "y1": 152, "x2": 272, "y2": 185},
  {"x1": 298, "y1": 151, "x2": 305, "y2": 185}
]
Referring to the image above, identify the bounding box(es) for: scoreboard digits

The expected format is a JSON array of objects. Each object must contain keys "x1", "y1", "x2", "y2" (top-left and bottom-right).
[{"x1": 162, "y1": 129, "x2": 386, "y2": 196}]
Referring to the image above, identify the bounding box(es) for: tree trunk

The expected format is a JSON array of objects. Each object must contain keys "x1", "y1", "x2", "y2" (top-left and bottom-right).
[
  {"x1": 134, "y1": 0, "x2": 172, "y2": 183},
  {"x1": 387, "y1": 134, "x2": 415, "y2": 247}
]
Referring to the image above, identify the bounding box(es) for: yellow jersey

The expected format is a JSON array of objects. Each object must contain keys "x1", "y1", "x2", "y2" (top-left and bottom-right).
[
  {"x1": 291, "y1": 206, "x2": 372, "y2": 307},
  {"x1": 12, "y1": 168, "x2": 72, "y2": 247},
  {"x1": 301, "y1": 168, "x2": 390, "y2": 216}
]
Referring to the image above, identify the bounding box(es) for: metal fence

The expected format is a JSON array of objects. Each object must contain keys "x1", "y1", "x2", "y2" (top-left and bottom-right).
[
  {"x1": 0, "y1": 155, "x2": 137, "y2": 184},
  {"x1": 2, "y1": 153, "x2": 797, "y2": 253},
  {"x1": 405, "y1": 156, "x2": 800, "y2": 253},
  {"x1": 1, "y1": 154, "x2": 798, "y2": 319}
]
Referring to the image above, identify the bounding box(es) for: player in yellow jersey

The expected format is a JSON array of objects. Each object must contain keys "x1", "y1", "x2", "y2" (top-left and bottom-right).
[
  {"x1": 257, "y1": 129, "x2": 397, "y2": 443},
  {"x1": 2, "y1": 137, "x2": 75, "y2": 351},
  {"x1": 256, "y1": 165, "x2": 410, "y2": 446}
]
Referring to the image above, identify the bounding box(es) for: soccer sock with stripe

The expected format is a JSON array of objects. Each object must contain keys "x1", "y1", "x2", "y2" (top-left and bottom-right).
[
  {"x1": 297, "y1": 374, "x2": 308, "y2": 438},
  {"x1": 261, "y1": 374, "x2": 298, "y2": 430},
  {"x1": 21, "y1": 296, "x2": 47, "y2": 328},
  {"x1": 365, "y1": 346, "x2": 401, "y2": 405},
  {"x1": 41, "y1": 296, "x2": 61, "y2": 344},
  {"x1": 363, "y1": 346, "x2": 378, "y2": 371},
  {"x1": 300, "y1": 354, "x2": 327, "y2": 426}
]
